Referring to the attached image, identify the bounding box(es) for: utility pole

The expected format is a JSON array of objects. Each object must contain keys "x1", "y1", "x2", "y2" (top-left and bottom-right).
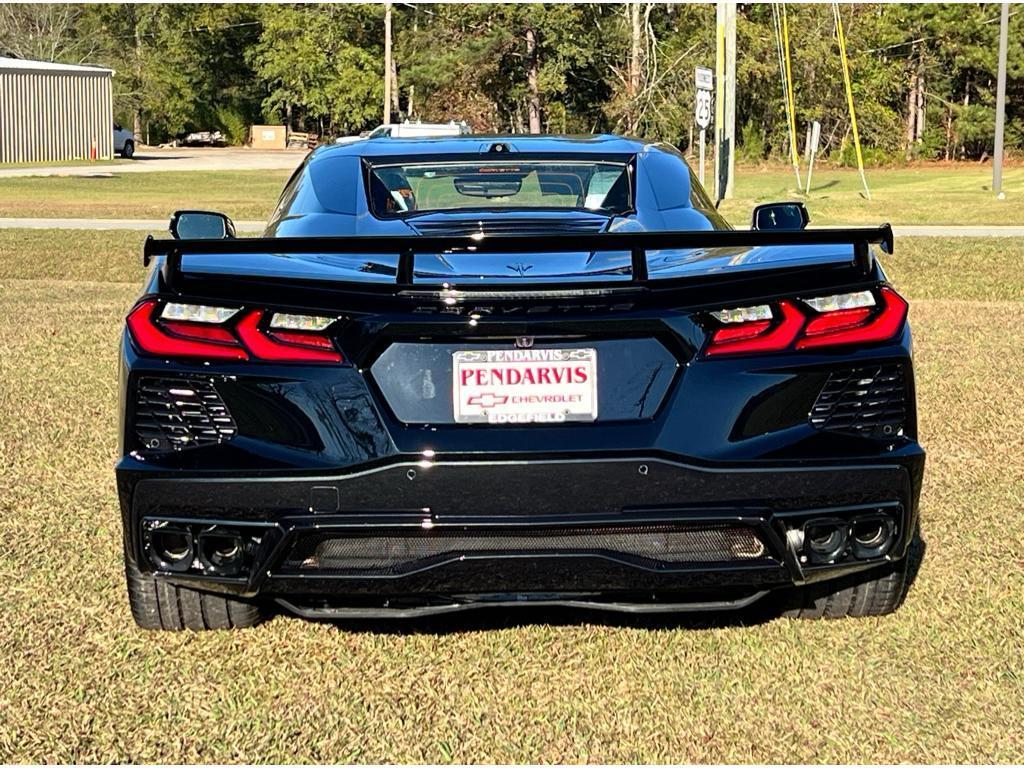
[
  {"x1": 526, "y1": 28, "x2": 542, "y2": 134},
  {"x1": 133, "y1": 9, "x2": 144, "y2": 142},
  {"x1": 408, "y1": 13, "x2": 418, "y2": 120},
  {"x1": 993, "y1": 1, "x2": 1009, "y2": 199},
  {"x1": 383, "y1": 0, "x2": 393, "y2": 125},
  {"x1": 714, "y1": 1, "x2": 736, "y2": 201}
]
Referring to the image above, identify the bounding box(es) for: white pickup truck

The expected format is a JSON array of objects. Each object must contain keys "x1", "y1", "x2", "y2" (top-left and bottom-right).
[
  {"x1": 335, "y1": 120, "x2": 471, "y2": 145},
  {"x1": 113, "y1": 123, "x2": 136, "y2": 158}
]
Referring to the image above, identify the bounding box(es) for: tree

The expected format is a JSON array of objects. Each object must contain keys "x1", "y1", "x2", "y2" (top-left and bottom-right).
[
  {"x1": 83, "y1": 4, "x2": 262, "y2": 144},
  {"x1": 0, "y1": 4, "x2": 98, "y2": 63},
  {"x1": 0, "y1": 2, "x2": 1019, "y2": 158},
  {"x1": 251, "y1": 4, "x2": 382, "y2": 135},
  {"x1": 401, "y1": 4, "x2": 611, "y2": 133}
]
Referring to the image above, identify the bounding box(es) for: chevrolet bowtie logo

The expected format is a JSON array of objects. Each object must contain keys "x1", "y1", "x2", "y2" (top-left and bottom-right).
[{"x1": 467, "y1": 393, "x2": 509, "y2": 408}]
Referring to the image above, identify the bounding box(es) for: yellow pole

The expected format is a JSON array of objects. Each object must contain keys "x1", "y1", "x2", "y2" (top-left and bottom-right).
[
  {"x1": 780, "y1": 3, "x2": 802, "y2": 189},
  {"x1": 714, "y1": 3, "x2": 725, "y2": 201},
  {"x1": 834, "y1": 2, "x2": 871, "y2": 200}
]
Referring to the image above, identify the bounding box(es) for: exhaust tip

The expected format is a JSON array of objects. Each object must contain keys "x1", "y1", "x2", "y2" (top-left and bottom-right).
[
  {"x1": 197, "y1": 530, "x2": 246, "y2": 575},
  {"x1": 147, "y1": 526, "x2": 194, "y2": 572},
  {"x1": 850, "y1": 515, "x2": 897, "y2": 560},
  {"x1": 803, "y1": 518, "x2": 848, "y2": 564}
]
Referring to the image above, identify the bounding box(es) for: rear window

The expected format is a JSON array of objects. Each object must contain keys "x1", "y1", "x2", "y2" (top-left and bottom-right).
[{"x1": 366, "y1": 159, "x2": 632, "y2": 217}]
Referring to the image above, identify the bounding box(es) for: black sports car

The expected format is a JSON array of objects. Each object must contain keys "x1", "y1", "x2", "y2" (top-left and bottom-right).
[{"x1": 118, "y1": 135, "x2": 923, "y2": 630}]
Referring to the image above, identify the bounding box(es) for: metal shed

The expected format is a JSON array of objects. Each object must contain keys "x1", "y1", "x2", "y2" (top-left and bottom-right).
[{"x1": 0, "y1": 56, "x2": 114, "y2": 164}]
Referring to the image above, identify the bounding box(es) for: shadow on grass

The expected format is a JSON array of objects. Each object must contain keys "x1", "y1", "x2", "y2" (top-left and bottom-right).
[
  {"x1": 296, "y1": 601, "x2": 777, "y2": 636},
  {"x1": 902, "y1": 528, "x2": 927, "y2": 603},
  {"x1": 808, "y1": 179, "x2": 840, "y2": 193}
]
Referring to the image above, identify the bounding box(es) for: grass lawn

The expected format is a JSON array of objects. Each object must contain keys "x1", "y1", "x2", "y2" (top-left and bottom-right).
[
  {"x1": 0, "y1": 162, "x2": 1021, "y2": 227},
  {"x1": 0, "y1": 170, "x2": 292, "y2": 221},
  {"x1": 0, "y1": 232, "x2": 1022, "y2": 761},
  {"x1": 719, "y1": 162, "x2": 1024, "y2": 226}
]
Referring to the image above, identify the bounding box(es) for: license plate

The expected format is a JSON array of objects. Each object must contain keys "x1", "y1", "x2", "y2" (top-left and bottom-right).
[{"x1": 453, "y1": 348, "x2": 598, "y2": 425}]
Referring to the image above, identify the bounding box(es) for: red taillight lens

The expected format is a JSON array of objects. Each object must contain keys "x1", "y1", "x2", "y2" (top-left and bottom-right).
[
  {"x1": 127, "y1": 300, "x2": 248, "y2": 360},
  {"x1": 711, "y1": 320, "x2": 772, "y2": 344},
  {"x1": 160, "y1": 320, "x2": 238, "y2": 344},
  {"x1": 235, "y1": 310, "x2": 343, "y2": 363},
  {"x1": 128, "y1": 301, "x2": 344, "y2": 364},
  {"x1": 796, "y1": 288, "x2": 907, "y2": 350},
  {"x1": 802, "y1": 307, "x2": 873, "y2": 337},
  {"x1": 705, "y1": 288, "x2": 908, "y2": 357},
  {"x1": 706, "y1": 300, "x2": 804, "y2": 356}
]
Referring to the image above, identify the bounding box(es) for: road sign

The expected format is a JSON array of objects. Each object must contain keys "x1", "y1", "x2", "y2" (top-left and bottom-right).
[
  {"x1": 695, "y1": 66, "x2": 713, "y2": 92},
  {"x1": 695, "y1": 90, "x2": 712, "y2": 130},
  {"x1": 694, "y1": 66, "x2": 714, "y2": 186}
]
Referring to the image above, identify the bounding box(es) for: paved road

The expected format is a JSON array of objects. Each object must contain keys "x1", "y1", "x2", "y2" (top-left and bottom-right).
[
  {"x1": 0, "y1": 219, "x2": 1021, "y2": 238},
  {"x1": 0, "y1": 147, "x2": 307, "y2": 178}
]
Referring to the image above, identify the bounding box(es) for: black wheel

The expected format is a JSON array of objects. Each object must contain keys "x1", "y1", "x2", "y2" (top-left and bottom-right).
[
  {"x1": 125, "y1": 555, "x2": 262, "y2": 631},
  {"x1": 121, "y1": 140, "x2": 135, "y2": 158},
  {"x1": 780, "y1": 531, "x2": 922, "y2": 620}
]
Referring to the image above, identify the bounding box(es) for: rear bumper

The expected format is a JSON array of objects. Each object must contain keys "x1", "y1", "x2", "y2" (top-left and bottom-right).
[{"x1": 117, "y1": 451, "x2": 924, "y2": 613}]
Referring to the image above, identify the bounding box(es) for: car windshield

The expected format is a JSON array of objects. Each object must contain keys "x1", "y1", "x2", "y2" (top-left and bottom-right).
[{"x1": 366, "y1": 159, "x2": 632, "y2": 217}]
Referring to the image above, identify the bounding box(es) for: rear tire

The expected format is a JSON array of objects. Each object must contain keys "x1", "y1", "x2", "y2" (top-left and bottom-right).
[
  {"x1": 121, "y1": 140, "x2": 135, "y2": 159},
  {"x1": 125, "y1": 556, "x2": 262, "y2": 631},
  {"x1": 781, "y1": 532, "x2": 921, "y2": 620}
]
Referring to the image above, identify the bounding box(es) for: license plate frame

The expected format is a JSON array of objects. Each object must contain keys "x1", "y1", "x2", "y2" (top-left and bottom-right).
[{"x1": 452, "y1": 348, "x2": 598, "y2": 425}]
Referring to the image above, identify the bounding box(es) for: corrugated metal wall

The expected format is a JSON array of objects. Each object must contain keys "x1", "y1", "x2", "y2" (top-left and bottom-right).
[{"x1": 0, "y1": 67, "x2": 113, "y2": 164}]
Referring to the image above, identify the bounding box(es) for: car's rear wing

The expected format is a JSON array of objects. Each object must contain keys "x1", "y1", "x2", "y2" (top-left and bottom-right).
[{"x1": 142, "y1": 224, "x2": 893, "y2": 298}]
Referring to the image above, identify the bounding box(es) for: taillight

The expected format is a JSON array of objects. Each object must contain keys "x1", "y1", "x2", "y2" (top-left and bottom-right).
[
  {"x1": 127, "y1": 300, "x2": 248, "y2": 360},
  {"x1": 704, "y1": 288, "x2": 907, "y2": 357},
  {"x1": 801, "y1": 307, "x2": 872, "y2": 337},
  {"x1": 705, "y1": 301, "x2": 804, "y2": 356},
  {"x1": 796, "y1": 287, "x2": 907, "y2": 350},
  {"x1": 235, "y1": 310, "x2": 342, "y2": 363},
  {"x1": 126, "y1": 301, "x2": 343, "y2": 363}
]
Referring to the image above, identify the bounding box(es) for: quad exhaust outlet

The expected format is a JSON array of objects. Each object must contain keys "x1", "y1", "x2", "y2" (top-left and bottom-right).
[
  {"x1": 144, "y1": 521, "x2": 260, "y2": 577},
  {"x1": 798, "y1": 512, "x2": 898, "y2": 565}
]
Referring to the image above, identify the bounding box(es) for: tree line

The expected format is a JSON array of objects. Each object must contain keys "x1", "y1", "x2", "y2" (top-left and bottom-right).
[{"x1": 1, "y1": 3, "x2": 1020, "y2": 163}]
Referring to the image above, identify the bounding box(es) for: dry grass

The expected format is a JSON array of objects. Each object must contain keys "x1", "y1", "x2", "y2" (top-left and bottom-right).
[
  {"x1": 0, "y1": 170, "x2": 291, "y2": 221},
  {"x1": 0, "y1": 232, "x2": 1022, "y2": 762},
  {"x1": 718, "y1": 163, "x2": 1024, "y2": 226}
]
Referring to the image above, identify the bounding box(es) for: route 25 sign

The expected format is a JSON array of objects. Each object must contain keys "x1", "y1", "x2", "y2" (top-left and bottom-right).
[{"x1": 694, "y1": 67, "x2": 713, "y2": 130}]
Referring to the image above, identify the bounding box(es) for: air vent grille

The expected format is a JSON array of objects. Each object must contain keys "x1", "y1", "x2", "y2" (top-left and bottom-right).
[
  {"x1": 809, "y1": 364, "x2": 907, "y2": 439},
  {"x1": 411, "y1": 218, "x2": 607, "y2": 237},
  {"x1": 134, "y1": 377, "x2": 236, "y2": 453}
]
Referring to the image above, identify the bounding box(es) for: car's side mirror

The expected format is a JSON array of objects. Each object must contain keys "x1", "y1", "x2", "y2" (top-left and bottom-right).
[
  {"x1": 169, "y1": 210, "x2": 236, "y2": 240},
  {"x1": 751, "y1": 201, "x2": 810, "y2": 231}
]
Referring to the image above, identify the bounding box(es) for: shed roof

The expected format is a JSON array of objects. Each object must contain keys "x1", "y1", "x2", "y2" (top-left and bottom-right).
[{"x1": 0, "y1": 56, "x2": 113, "y2": 75}]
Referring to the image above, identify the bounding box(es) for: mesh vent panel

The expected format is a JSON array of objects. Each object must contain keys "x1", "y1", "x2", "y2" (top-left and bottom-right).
[
  {"x1": 809, "y1": 364, "x2": 907, "y2": 439},
  {"x1": 134, "y1": 377, "x2": 236, "y2": 453},
  {"x1": 283, "y1": 525, "x2": 768, "y2": 575}
]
